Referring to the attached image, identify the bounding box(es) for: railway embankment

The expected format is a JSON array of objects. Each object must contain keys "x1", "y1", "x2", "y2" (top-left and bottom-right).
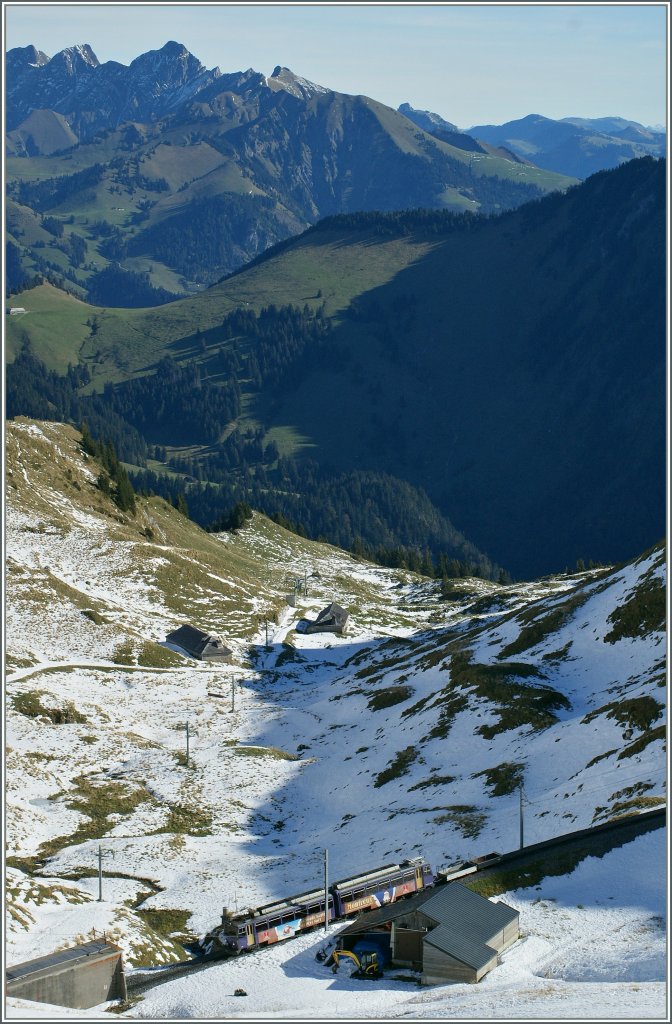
[{"x1": 464, "y1": 806, "x2": 666, "y2": 896}]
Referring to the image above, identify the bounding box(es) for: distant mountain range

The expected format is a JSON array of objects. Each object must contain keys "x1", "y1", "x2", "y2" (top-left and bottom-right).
[
  {"x1": 466, "y1": 113, "x2": 666, "y2": 179},
  {"x1": 6, "y1": 41, "x2": 574, "y2": 302},
  {"x1": 7, "y1": 42, "x2": 663, "y2": 306},
  {"x1": 399, "y1": 105, "x2": 666, "y2": 180}
]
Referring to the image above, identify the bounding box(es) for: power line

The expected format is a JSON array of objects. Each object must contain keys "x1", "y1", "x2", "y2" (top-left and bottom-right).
[{"x1": 526, "y1": 765, "x2": 665, "y2": 806}]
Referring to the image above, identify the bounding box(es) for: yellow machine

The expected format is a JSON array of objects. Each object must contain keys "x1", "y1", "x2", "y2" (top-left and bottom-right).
[{"x1": 326, "y1": 948, "x2": 382, "y2": 979}]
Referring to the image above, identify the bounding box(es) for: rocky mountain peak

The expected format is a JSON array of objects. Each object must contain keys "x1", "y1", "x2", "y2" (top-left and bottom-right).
[
  {"x1": 6, "y1": 39, "x2": 224, "y2": 137},
  {"x1": 268, "y1": 65, "x2": 330, "y2": 98},
  {"x1": 50, "y1": 43, "x2": 100, "y2": 73},
  {"x1": 125, "y1": 40, "x2": 221, "y2": 100},
  {"x1": 6, "y1": 44, "x2": 50, "y2": 69},
  {"x1": 398, "y1": 101, "x2": 458, "y2": 134},
  {"x1": 129, "y1": 40, "x2": 211, "y2": 77}
]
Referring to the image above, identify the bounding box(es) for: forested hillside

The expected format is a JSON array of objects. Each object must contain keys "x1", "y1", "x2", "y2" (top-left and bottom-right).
[{"x1": 6, "y1": 158, "x2": 666, "y2": 579}]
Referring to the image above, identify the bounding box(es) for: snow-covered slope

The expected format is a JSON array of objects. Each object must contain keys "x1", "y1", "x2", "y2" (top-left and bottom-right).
[{"x1": 4, "y1": 418, "x2": 667, "y2": 1018}]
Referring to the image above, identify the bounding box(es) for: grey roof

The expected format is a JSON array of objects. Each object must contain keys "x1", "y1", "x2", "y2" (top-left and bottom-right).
[
  {"x1": 6, "y1": 941, "x2": 121, "y2": 982},
  {"x1": 316, "y1": 602, "x2": 348, "y2": 623},
  {"x1": 339, "y1": 881, "x2": 518, "y2": 949},
  {"x1": 166, "y1": 624, "x2": 231, "y2": 658},
  {"x1": 420, "y1": 882, "x2": 518, "y2": 941},
  {"x1": 339, "y1": 887, "x2": 438, "y2": 935},
  {"x1": 423, "y1": 925, "x2": 497, "y2": 972}
]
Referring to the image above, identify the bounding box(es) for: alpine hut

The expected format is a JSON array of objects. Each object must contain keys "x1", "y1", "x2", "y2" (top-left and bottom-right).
[
  {"x1": 165, "y1": 625, "x2": 233, "y2": 663},
  {"x1": 335, "y1": 881, "x2": 519, "y2": 985},
  {"x1": 299, "y1": 602, "x2": 349, "y2": 635}
]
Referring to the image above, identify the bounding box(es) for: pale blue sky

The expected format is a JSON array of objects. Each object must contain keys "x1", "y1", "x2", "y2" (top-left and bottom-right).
[{"x1": 4, "y1": 3, "x2": 669, "y2": 128}]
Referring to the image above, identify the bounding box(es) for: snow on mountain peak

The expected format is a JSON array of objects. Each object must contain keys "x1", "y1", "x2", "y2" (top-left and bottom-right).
[
  {"x1": 268, "y1": 65, "x2": 331, "y2": 98},
  {"x1": 55, "y1": 43, "x2": 100, "y2": 71},
  {"x1": 7, "y1": 44, "x2": 50, "y2": 69}
]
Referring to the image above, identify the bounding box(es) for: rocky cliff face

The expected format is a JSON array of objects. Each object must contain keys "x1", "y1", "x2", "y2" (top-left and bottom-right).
[{"x1": 6, "y1": 41, "x2": 222, "y2": 137}]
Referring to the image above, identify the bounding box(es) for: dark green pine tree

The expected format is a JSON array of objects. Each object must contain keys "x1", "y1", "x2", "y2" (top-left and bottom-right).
[
  {"x1": 175, "y1": 492, "x2": 189, "y2": 517},
  {"x1": 114, "y1": 465, "x2": 136, "y2": 514}
]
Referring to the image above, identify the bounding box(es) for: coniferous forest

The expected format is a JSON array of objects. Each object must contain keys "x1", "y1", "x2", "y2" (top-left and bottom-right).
[
  {"x1": 6, "y1": 332, "x2": 501, "y2": 580},
  {"x1": 6, "y1": 159, "x2": 665, "y2": 581}
]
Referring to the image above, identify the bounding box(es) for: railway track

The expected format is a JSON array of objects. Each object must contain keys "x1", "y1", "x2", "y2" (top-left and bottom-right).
[
  {"x1": 124, "y1": 806, "x2": 665, "y2": 996},
  {"x1": 125, "y1": 949, "x2": 232, "y2": 996},
  {"x1": 475, "y1": 804, "x2": 666, "y2": 877}
]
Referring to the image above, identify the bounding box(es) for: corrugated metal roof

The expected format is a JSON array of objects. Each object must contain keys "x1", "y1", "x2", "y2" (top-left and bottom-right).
[
  {"x1": 332, "y1": 862, "x2": 401, "y2": 889},
  {"x1": 316, "y1": 602, "x2": 348, "y2": 623},
  {"x1": 420, "y1": 882, "x2": 519, "y2": 941},
  {"x1": 6, "y1": 941, "x2": 121, "y2": 982},
  {"x1": 337, "y1": 878, "x2": 519, "y2": 972},
  {"x1": 423, "y1": 925, "x2": 497, "y2": 972},
  {"x1": 339, "y1": 887, "x2": 438, "y2": 935}
]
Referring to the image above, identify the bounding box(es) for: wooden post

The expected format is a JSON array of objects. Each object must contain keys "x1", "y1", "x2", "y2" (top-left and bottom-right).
[{"x1": 97, "y1": 845, "x2": 114, "y2": 901}]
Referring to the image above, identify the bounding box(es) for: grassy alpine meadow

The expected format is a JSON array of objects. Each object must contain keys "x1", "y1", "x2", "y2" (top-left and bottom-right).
[{"x1": 5, "y1": 222, "x2": 447, "y2": 382}]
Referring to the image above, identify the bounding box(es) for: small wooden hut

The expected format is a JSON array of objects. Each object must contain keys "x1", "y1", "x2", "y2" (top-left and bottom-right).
[
  {"x1": 299, "y1": 603, "x2": 349, "y2": 635},
  {"x1": 165, "y1": 625, "x2": 233, "y2": 663}
]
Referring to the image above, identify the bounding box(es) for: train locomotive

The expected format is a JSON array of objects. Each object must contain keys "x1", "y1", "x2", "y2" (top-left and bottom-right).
[{"x1": 200, "y1": 857, "x2": 434, "y2": 956}]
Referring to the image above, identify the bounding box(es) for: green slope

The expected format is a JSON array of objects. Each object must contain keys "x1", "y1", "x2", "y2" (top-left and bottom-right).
[
  {"x1": 6, "y1": 158, "x2": 666, "y2": 579},
  {"x1": 6, "y1": 80, "x2": 576, "y2": 302},
  {"x1": 6, "y1": 223, "x2": 448, "y2": 382}
]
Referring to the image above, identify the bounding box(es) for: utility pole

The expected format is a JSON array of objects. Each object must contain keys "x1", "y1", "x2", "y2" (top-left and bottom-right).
[
  {"x1": 230, "y1": 677, "x2": 236, "y2": 713},
  {"x1": 304, "y1": 570, "x2": 308, "y2": 598},
  {"x1": 519, "y1": 784, "x2": 525, "y2": 850},
  {"x1": 265, "y1": 619, "x2": 270, "y2": 649},
  {"x1": 182, "y1": 721, "x2": 190, "y2": 767},
  {"x1": 323, "y1": 847, "x2": 329, "y2": 934},
  {"x1": 97, "y1": 845, "x2": 115, "y2": 902}
]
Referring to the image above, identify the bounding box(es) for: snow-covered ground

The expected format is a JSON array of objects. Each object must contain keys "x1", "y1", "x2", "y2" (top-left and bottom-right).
[
  {"x1": 130, "y1": 829, "x2": 669, "y2": 1021},
  {"x1": 4, "y1": 420, "x2": 668, "y2": 1020},
  {"x1": 7, "y1": 830, "x2": 667, "y2": 1020}
]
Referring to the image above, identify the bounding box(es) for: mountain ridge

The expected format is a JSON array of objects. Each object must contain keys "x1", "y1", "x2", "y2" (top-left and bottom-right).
[
  {"x1": 6, "y1": 40, "x2": 574, "y2": 300},
  {"x1": 467, "y1": 112, "x2": 666, "y2": 178},
  {"x1": 7, "y1": 156, "x2": 665, "y2": 579}
]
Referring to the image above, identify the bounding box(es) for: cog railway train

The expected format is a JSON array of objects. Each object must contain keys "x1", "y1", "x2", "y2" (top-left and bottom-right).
[{"x1": 200, "y1": 854, "x2": 496, "y2": 956}]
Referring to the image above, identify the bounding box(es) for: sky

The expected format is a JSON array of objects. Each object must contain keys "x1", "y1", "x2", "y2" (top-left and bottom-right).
[{"x1": 3, "y1": 2, "x2": 669, "y2": 128}]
